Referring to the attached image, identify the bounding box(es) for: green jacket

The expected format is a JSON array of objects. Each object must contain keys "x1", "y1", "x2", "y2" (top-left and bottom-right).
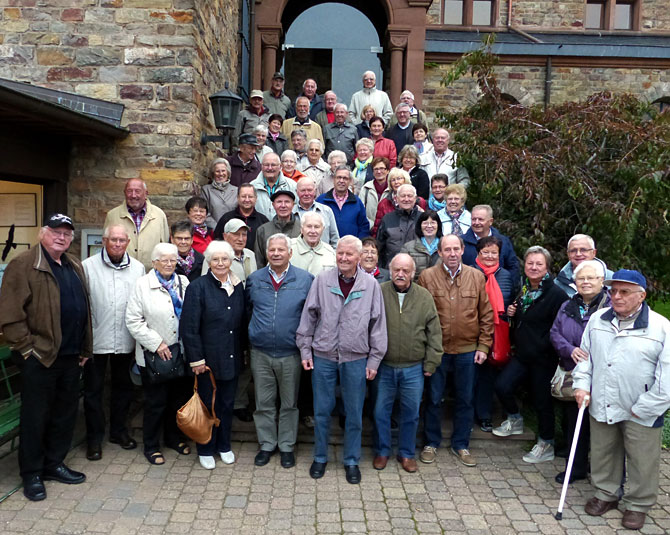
[{"x1": 380, "y1": 281, "x2": 443, "y2": 374}]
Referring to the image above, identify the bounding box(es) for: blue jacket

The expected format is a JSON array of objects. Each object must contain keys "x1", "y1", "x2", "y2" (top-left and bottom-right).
[
  {"x1": 317, "y1": 190, "x2": 370, "y2": 239},
  {"x1": 245, "y1": 265, "x2": 314, "y2": 357},
  {"x1": 462, "y1": 227, "x2": 520, "y2": 287}
]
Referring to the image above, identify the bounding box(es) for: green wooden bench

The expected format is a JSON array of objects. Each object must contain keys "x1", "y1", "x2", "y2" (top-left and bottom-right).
[{"x1": 0, "y1": 345, "x2": 20, "y2": 455}]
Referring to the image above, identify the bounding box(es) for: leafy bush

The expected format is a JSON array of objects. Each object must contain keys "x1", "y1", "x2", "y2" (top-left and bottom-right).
[{"x1": 437, "y1": 36, "x2": 670, "y2": 299}]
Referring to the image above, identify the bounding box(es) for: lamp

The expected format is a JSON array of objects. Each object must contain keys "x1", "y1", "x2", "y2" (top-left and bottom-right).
[{"x1": 200, "y1": 82, "x2": 244, "y2": 151}]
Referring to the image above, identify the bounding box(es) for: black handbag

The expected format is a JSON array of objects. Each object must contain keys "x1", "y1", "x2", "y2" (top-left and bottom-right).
[{"x1": 143, "y1": 343, "x2": 186, "y2": 385}]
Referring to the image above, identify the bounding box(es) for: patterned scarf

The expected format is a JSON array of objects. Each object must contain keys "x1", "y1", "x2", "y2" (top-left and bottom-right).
[
  {"x1": 193, "y1": 224, "x2": 209, "y2": 239},
  {"x1": 428, "y1": 195, "x2": 446, "y2": 212},
  {"x1": 518, "y1": 273, "x2": 550, "y2": 313},
  {"x1": 421, "y1": 237, "x2": 439, "y2": 256},
  {"x1": 211, "y1": 180, "x2": 229, "y2": 192},
  {"x1": 354, "y1": 157, "x2": 372, "y2": 179},
  {"x1": 177, "y1": 249, "x2": 195, "y2": 275},
  {"x1": 154, "y1": 269, "x2": 184, "y2": 319},
  {"x1": 446, "y1": 209, "x2": 464, "y2": 236}
]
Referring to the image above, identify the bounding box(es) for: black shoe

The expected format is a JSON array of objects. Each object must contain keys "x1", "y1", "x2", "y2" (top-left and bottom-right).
[
  {"x1": 254, "y1": 449, "x2": 276, "y2": 466},
  {"x1": 234, "y1": 408, "x2": 254, "y2": 422},
  {"x1": 86, "y1": 443, "x2": 102, "y2": 461},
  {"x1": 23, "y1": 475, "x2": 46, "y2": 501},
  {"x1": 309, "y1": 461, "x2": 327, "y2": 479},
  {"x1": 345, "y1": 465, "x2": 361, "y2": 484},
  {"x1": 280, "y1": 451, "x2": 295, "y2": 468},
  {"x1": 555, "y1": 471, "x2": 588, "y2": 484},
  {"x1": 109, "y1": 432, "x2": 137, "y2": 450},
  {"x1": 42, "y1": 464, "x2": 86, "y2": 485},
  {"x1": 479, "y1": 419, "x2": 493, "y2": 433}
]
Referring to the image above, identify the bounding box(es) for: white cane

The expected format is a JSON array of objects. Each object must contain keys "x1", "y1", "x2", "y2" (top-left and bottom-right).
[{"x1": 555, "y1": 394, "x2": 590, "y2": 520}]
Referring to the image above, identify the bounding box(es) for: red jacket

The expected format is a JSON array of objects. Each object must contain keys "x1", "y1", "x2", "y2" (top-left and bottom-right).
[{"x1": 373, "y1": 137, "x2": 397, "y2": 168}]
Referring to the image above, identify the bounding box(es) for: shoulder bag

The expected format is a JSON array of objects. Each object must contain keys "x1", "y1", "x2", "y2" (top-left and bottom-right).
[{"x1": 177, "y1": 368, "x2": 220, "y2": 444}]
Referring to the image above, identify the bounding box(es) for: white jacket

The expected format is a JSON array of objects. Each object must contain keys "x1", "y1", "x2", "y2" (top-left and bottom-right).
[
  {"x1": 125, "y1": 270, "x2": 189, "y2": 366},
  {"x1": 294, "y1": 201, "x2": 340, "y2": 248},
  {"x1": 290, "y1": 236, "x2": 336, "y2": 277},
  {"x1": 420, "y1": 149, "x2": 470, "y2": 187},
  {"x1": 348, "y1": 87, "x2": 393, "y2": 124},
  {"x1": 83, "y1": 250, "x2": 145, "y2": 355},
  {"x1": 437, "y1": 208, "x2": 471, "y2": 236},
  {"x1": 573, "y1": 304, "x2": 670, "y2": 427}
]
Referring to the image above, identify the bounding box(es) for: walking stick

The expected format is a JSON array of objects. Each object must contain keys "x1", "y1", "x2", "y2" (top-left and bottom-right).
[{"x1": 555, "y1": 394, "x2": 590, "y2": 520}]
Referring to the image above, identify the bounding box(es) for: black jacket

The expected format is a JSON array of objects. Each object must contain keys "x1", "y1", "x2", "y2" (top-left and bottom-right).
[
  {"x1": 266, "y1": 133, "x2": 289, "y2": 156},
  {"x1": 377, "y1": 206, "x2": 421, "y2": 269},
  {"x1": 176, "y1": 250, "x2": 204, "y2": 282},
  {"x1": 213, "y1": 208, "x2": 269, "y2": 250},
  {"x1": 386, "y1": 124, "x2": 414, "y2": 155},
  {"x1": 409, "y1": 166, "x2": 430, "y2": 200}
]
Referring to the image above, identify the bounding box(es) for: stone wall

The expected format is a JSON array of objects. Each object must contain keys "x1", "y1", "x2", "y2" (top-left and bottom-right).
[
  {"x1": 422, "y1": 62, "x2": 670, "y2": 123},
  {"x1": 0, "y1": 0, "x2": 239, "y2": 229}
]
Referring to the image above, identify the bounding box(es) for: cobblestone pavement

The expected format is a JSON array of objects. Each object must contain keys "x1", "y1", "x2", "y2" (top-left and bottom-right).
[{"x1": 1, "y1": 436, "x2": 670, "y2": 535}]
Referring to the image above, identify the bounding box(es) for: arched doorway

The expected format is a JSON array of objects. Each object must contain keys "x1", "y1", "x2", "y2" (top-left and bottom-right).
[{"x1": 253, "y1": 0, "x2": 431, "y2": 106}]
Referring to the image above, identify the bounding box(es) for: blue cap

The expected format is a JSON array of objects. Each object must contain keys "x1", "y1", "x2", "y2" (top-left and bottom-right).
[{"x1": 604, "y1": 269, "x2": 646, "y2": 290}]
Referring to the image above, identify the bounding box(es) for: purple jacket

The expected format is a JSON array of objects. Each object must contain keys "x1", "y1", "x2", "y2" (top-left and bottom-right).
[
  {"x1": 296, "y1": 267, "x2": 387, "y2": 370},
  {"x1": 549, "y1": 289, "x2": 610, "y2": 370}
]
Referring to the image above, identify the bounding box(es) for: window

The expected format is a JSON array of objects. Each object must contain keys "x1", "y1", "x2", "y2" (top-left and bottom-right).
[
  {"x1": 440, "y1": 0, "x2": 498, "y2": 26},
  {"x1": 585, "y1": 0, "x2": 639, "y2": 31}
]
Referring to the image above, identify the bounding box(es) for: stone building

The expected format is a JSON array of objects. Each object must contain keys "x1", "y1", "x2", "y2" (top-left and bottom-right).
[{"x1": 0, "y1": 0, "x2": 668, "y2": 255}]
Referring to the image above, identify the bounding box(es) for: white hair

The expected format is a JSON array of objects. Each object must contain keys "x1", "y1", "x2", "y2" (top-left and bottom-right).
[
  {"x1": 395, "y1": 102, "x2": 411, "y2": 113},
  {"x1": 574, "y1": 259, "x2": 605, "y2": 278},
  {"x1": 253, "y1": 124, "x2": 268, "y2": 135},
  {"x1": 337, "y1": 235, "x2": 362, "y2": 254},
  {"x1": 568, "y1": 234, "x2": 596, "y2": 250},
  {"x1": 151, "y1": 243, "x2": 178, "y2": 261},
  {"x1": 203, "y1": 240, "x2": 235, "y2": 265},
  {"x1": 400, "y1": 90, "x2": 414, "y2": 100},
  {"x1": 102, "y1": 224, "x2": 129, "y2": 239},
  {"x1": 334, "y1": 102, "x2": 348, "y2": 112},
  {"x1": 266, "y1": 233, "x2": 292, "y2": 252},
  {"x1": 396, "y1": 183, "x2": 417, "y2": 196},
  {"x1": 281, "y1": 149, "x2": 298, "y2": 162},
  {"x1": 327, "y1": 150, "x2": 346, "y2": 164},
  {"x1": 296, "y1": 176, "x2": 317, "y2": 189},
  {"x1": 307, "y1": 138, "x2": 324, "y2": 152},
  {"x1": 301, "y1": 211, "x2": 325, "y2": 228},
  {"x1": 389, "y1": 252, "x2": 416, "y2": 272}
]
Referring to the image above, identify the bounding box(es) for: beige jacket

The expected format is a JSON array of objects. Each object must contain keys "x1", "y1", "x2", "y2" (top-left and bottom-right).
[
  {"x1": 104, "y1": 199, "x2": 170, "y2": 271},
  {"x1": 290, "y1": 236, "x2": 336, "y2": 276}
]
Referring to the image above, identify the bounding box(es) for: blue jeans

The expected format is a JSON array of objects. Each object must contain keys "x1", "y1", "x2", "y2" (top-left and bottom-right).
[
  {"x1": 373, "y1": 363, "x2": 424, "y2": 459},
  {"x1": 312, "y1": 357, "x2": 367, "y2": 466},
  {"x1": 424, "y1": 352, "x2": 476, "y2": 451}
]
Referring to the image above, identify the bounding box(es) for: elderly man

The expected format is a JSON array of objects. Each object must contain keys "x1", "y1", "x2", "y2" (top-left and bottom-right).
[
  {"x1": 373, "y1": 253, "x2": 442, "y2": 473},
  {"x1": 294, "y1": 176, "x2": 339, "y2": 247},
  {"x1": 0, "y1": 214, "x2": 92, "y2": 501},
  {"x1": 282, "y1": 96, "x2": 324, "y2": 148},
  {"x1": 227, "y1": 133, "x2": 262, "y2": 187},
  {"x1": 249, "y1": 152, "x2": 298, "y2": 219},
  {"x1": 246, "y1": 234, "x2": 314, "y2": 469},
  {"x1": 418, "y1": 234, "x2": 493, "y2": 467},
  {"x1": 254, "y1": 190, "x2": 301, "y2": 267},
  {"x1": 323, "y1": 103, "x2": 359, "y2": 165},
  {"x1": 104, "y1": 178, "x2": 169, "y2": 271},
  {"x1": 171, "y1": 220, "x2": 204, "y2": 282},
  {"x1": 574, "y1": 270, "x2": 670, "y2": 530},
  {"x1": 377, "y1": 184, "x2": 422, "y2": 268},
  {"x1": 288, "y1": 78, "x2": 324, "y2": 120},
  {"x1": 82, "y1": 224, "x2": 145, "y2": 461},
  {"x1": 297, "y1": 235, "x2": 387, "y2": 484},
  {"x1": 555, "y1": 233, "x2": 614, "y2": 297},
  {"x1": 461, "y1": 204, "x2": 520, "y2": 286},
  {"x1": 214, "y1": 183, "x2": 268, "y2": 249},
  {"x1": 389, "y1": 90, "x2": 428, "y2": 127},
  {"x1": 290, "y1": 212, "x2": 336, "y2": 276},
  {"x1": 291, "y1": 129, "x2": 308, "y2": 160},
  {"x1": 349, "y1": 71, "x2": 393, "y2": 124},
  {"x1": 315, "y1": 90, "x2": 338, "y2": 131},
  {"x1": 421, "y1": 129, "x2": 470, "y2": 187},
  {"x1": 385, "y1": 103, "x2": 415, "y2": 155},
  {"x1": 263, "y1": 72, "x2": 291, "y2": 119},
  {"x1": 317, "y1": 165, "x2": 370, "y2": 239},
  {"x1": 234, "y1": 89, "x2": 270, "y2": 143}
]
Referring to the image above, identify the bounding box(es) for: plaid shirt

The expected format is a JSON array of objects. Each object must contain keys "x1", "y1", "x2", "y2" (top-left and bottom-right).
[{"x1": 128, "y1": 204, "x2": 147, "y2": 232}]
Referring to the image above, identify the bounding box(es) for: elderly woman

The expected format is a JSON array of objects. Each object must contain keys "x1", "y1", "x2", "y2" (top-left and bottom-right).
[
  {"x1": 185, "y1": 196, "x2": 213, "y2": 254},
  {"x1": 359, "y1": 237, "x2": 390, "y2": 283},
  {"x1": 266, "y1": 114, "x2": 288, "y2": 155},
  {"x1": 201, "y1": 158, "x2": 238, "y2": 229},
  {"x1": 359, "y1": 156, "x2": 390, "y2": 229},
  {"x1": 437, "y1": 183, "x2": 471, "y2": 236},
  {"x1": 398, "y1": 145, "x2": 430, "y2": 200},
  {"x1": 253, "y1": 124, "x2": 274, "y2": 161},
  {"x1": 290, "y1": 212, "x2": 336, "y2": 276},
  {"x1": 550, "y1": 259, "x2": 609, "y2": 483},
  {"x1": 492, "y1": 246, "x2": 568, "y2": 464},
  {"x1": 372, "y1": 168, "x2": 427, "y2": 236},
  {"x1": 413, "y1": 123, "x2": 433, "y2": 156},
  {"x1": 352, "y1": 138, "x2": 375, "y2": 194},
  {"x1": 180, "y1": 240, "x2": 246, "y2": 470},
  {"x1": 291, "y1": 129, "x2": 308, "y2": 160},
  {"x1": 280, "y1": 149, "x2": 306, "y2": 183},
  {"x1": 356, "y1": 104, "x2": 376, "y2": 139},
  {"x1": 299, "y1": 138, "x2": 330, "y2": 189},
  {"x1": 472, "y1": 236, "x2": 517, "y2": 433},
  {"x1": 400, "y1": 210, "x2": 443, "y2": 278},
  {"x1": 171, "y1": 220, "x2": 204, "y2": 282},
  {"x1": 317, "y1": 150, "x2": 347, "y2": 197},
  {"x1": 126, "y1": 243, "x2": 191, "y2": 465},
  {"x1": 427, "y1": 173, "x2": 447, "y2": 212},
  {"x1": 370, "y1": 116, "x2": 397, "y2": 168}
]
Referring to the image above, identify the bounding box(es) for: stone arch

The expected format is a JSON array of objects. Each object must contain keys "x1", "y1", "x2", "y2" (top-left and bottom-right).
[
  {"x1": 640, "y1": 82, "x2": 670, "y2": 104},
  {"x1": 497, "y1": 81, "x2": 536, "y2": 107},
  {"x1": 253, "y1": 0, "x2": 431, "y2": 106}
]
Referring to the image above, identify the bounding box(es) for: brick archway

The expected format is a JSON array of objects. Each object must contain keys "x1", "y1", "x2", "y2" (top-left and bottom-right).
[{"x1": 253, "y1": 0, "x2": 431, "y2": 106}]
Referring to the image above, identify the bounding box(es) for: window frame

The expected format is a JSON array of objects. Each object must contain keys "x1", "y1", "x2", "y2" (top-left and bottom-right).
[
  {"x1": 584, "y1": 0, "x2": 640, "y2": 31},
  {"x1": 439, "y1": 0, "x2": 500, "y2": 28}
]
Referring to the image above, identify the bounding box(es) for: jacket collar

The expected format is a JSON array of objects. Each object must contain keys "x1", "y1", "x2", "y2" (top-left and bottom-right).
[
  {"x1": 323, "y1": 189, "x2": 357, "y2": 204},
  {"x1": 101, "y1": 248, "x2": 132, "y2": 270},
  {"x1": 601, "y1": 301, "x2": 649, "y2": 329}
]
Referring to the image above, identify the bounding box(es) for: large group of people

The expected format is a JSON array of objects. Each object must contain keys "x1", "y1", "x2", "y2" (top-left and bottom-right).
[{"x1": 0, "y1": 70, "x2": 668, "y2": 532}]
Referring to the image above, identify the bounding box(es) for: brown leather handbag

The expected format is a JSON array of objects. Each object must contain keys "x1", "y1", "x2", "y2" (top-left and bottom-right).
[{"x1": 176, "y1": 367, "x2": 220, "y2": 444}]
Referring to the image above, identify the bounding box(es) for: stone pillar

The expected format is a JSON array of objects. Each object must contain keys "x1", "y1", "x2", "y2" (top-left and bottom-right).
[
  {"x1": 259, "y1": 25, "x2": 282, "y2": 91},
  {"x1": 387, "y1": 27, "x2": 411, "y2": 106}
]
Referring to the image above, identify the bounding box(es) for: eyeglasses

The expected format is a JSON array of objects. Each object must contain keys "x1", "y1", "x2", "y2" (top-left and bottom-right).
[
  {"x1": 157, "y1": 258, "x2": 177, "y2": 265},
  {"x1": 373, "y1": 167, "x2": 388, "y2": 172},
  {"x1": 568, "y1": 248, "x2": 594, "y2": 255},
  {"x1": 575, "y1": 276, "x2": 602, "y2": 283},
  {"x1": 48, "y1": 229, "x2": 74, "y2": 239},
  {"x1": 610, "y1": 288, "x2": 643, "y2": 297},
  {"x1": 479, "y1": 251, "x2": 499, "y2": 257}
]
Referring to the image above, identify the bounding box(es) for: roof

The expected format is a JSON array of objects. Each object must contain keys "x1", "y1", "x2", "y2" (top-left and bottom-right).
[
  {"x1": 0, "y1": 78, "x2": 128, "y2": 139},
  {"x1": 425, "y1": 30, "x2": 670, "y2": 59}
]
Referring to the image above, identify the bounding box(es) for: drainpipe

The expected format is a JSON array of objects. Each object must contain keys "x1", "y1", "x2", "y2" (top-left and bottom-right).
[{"x1": 545, "y1": 56, "x2": 552, "y2": 109}]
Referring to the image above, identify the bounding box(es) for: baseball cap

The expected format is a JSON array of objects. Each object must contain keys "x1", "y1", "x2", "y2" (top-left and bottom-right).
[
  {"x1": 250, "y1": 89, "x2": 264, "y2": 99},
  {"x1": 46, "y1": 213, "x2": 74, "y2": 230},
  {"x1": 272, "y1": 72, "x2": 284, "y2": 80},
  {"x1": 238, "y1": 133, "x2": 260, "y2": 147},
  {"x1": 604, "y1": 269, "x2": 647, "y2": 290},
  {"x1": 270, "y1": 190, "x2": 296, "y2": 202},
  {"x1": 224, "y1": 219, "x2": 250, "y2": 234}
]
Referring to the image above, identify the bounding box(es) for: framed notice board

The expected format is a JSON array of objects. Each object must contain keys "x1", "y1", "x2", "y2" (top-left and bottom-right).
[{"x1": 0, "y1": 194, "x2": 37, "y2": 227}]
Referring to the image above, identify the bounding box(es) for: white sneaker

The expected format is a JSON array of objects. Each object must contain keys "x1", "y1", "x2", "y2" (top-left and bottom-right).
[
  {"x1": 220, "y1": 451, "x2": 235, "y2": 464},
  {"x1": 199, "y1": 455, "x2": 216, "y2": 470},
  {"x1": 492, "y1": 418, "x2": 524, "y2": 437},
  {"x1": 522, "y1": 441, "x2": 555, "y2": 464}
]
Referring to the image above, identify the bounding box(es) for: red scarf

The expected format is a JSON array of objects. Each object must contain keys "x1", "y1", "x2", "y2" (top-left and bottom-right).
[{"x1": 475, "y1": 258, "x2": 504, "y2": 325}]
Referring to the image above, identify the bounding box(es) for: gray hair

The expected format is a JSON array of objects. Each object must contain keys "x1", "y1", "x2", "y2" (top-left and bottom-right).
[
  {"x1": 396, "y1": 183, "x2": 417, "y2": 197},
  {"x1": 524, "y1": 245, "x2": 552, "y2": 266},
  {"x1": 266, "y1": 233, "x2": 292, "y2": 252},
  {"x1": 296, "y1": 95, "x2": 310, "y2": 107},
  {"x1": 567, "y1": 233, "x2": 595, "y2": 250},
  {"x1": 389, "y1": 252, "x2": 416, "y2": 272},
  {"x1": 334, "y1": 164, "x2": 352, "y2": 179},
  {"x1": 301, "y1": 211, "x2": 325, "y2": 228},
  {"x1": 203, "y1": 240, "x2": 235, "y2": 265},
  {"x1": 472, "y1": 204, "x2": 494, "y2": 218},
  {"x1": 397, "y1": 144, "x2": 419, "y2": 164},
  {"x1": 337, "y1": 235, "x2": 363, "y2": 253},
  {"x1": 362, "y1": 71, "x2": 376, "y2": 82},
  {"x1": 327, "y1": 150, "x2": 346, "y2": 164},
  {"x1": 400, "y1": 90, "x2": 414, "y2": 100},
  {"x1": 291, "y1": 129, "x2": 307, "y2": 141},
  {"x1": 280, "y1": 149, "x2": 298, "y2": 162},
  {"x1": 253, "y1": 124, "x2": 268, "y2": 136},
  {"x1": 307, "y1": 138, "x2": 324, "y2": 152},
  {"x1": 334, "y1": 102, "x2": 348, "y2": 113},
  {"x1": 209, "y1": 157, "x2": 231, "y2": 180},
  {"x1": 355, "y1": 138, "x2": 374, "y2": 152},
  {"x1": 395, "y1": 102, "x2": 411, "y2": 113},
  {"x1": 151, "y1": 243, "x2": 178, "y2": 261},
  {"x1": 574, "y1": 259, "x2": 605, "y2": 278},
  {"x1": 102, "y1": 224, "x2": 129, "y2": 240},
  {"x1": 262, "y1": 151, "x2": 280, "y2": 165}
]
